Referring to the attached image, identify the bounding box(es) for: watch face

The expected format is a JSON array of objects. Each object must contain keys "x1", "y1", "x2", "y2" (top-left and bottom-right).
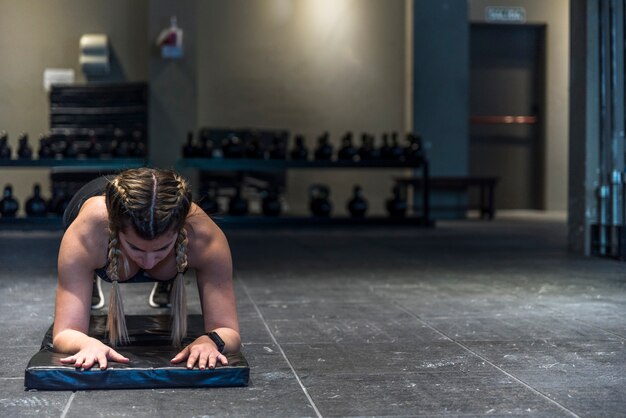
[{"x1": 208, "y1": 332, "x2": 225, "y2": 353}]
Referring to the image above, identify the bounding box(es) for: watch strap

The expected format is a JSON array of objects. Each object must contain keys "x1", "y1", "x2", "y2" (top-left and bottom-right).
[{"x1": 205, "y1": 331, "x2": 225, "y2": 353}]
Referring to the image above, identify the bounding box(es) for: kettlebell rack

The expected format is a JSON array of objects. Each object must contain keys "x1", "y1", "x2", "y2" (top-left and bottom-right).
[
  {"x1": 176, "y1": 157, "x2": 432, "y2": 227},
  {"x1": 0, "y1": 159, "x2": 147, "y2": 229}
]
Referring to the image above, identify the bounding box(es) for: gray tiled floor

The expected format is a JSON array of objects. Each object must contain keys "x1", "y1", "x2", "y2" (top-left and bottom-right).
[{"x1": 1, "y1": 212, "x2": 625, "y2": 417}]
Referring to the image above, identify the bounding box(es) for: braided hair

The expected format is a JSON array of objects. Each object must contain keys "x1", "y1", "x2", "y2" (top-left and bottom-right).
[{"x1": 105, "y1": 168, "x2": 192, "y2": 346}]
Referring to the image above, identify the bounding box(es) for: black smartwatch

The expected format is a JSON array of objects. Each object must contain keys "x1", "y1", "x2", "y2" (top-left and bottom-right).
[{"x1": 206, "y1": 331, "x2": 225, "y2": 353}]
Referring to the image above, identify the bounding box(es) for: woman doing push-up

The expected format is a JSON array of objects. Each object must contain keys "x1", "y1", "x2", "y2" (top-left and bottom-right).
[{"x1": 53, "y1": 167, "x2": 240, "y2": 370}]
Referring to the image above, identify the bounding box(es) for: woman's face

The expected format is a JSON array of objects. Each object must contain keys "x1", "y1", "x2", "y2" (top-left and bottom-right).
[{"x1": 118, "y1": 228, "x2": 178, "y2": 270}]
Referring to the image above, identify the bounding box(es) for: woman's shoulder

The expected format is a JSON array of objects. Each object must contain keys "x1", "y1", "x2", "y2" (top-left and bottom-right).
[
  {"x1": 185, "y1": 204, "x2": 229, "y2": 262},
  {"x1": 63, "y1": 196, "x2": 109, "y2": 254},
  {"x1": 185, "y1": 204, "x2": 221, "y2": 242},
  {"x1": 75, "y1": 196, "x2": 109, "y2": 228},
  {"x1": 61, "y1": 196, "x2": 109, "y2": 266}
]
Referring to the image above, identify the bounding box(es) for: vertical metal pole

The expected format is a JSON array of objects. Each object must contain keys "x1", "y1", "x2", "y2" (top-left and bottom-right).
[
  {"x1": 422, "y1": 160, "x2": 430, "y2": 225},
  {"x1": 609, "y1": 0, "x2": 625, "y2": 256},
  {"x1": 598, "y1": 0, "x2": 610, "y2": 256}
]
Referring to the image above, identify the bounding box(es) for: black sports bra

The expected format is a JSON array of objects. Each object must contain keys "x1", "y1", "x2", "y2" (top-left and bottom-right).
[{"x1": 94, "y1": 265, "x2": 172, "y2": 283}]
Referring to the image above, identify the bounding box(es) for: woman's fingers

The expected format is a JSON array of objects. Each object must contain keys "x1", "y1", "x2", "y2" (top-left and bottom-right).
[
  {"x1": 218, "y1": 353, "x2": 228, "y2": 366},
  {"x1": 58, "y1": 347, "x2": 129, "y2": 370},
  {"x1": 186, "y1": 350, "x2": 200, "y2": 369},
  {"x1": 107, "y1": 349, "x2": 130, "y2": 363},
  {"x1": 97, "y1": 353, "x2": 108, "y2": 370},
  {"x1": 198, "y1": 352, "x2": 210, "y2": 370},
  {"x1": 170, "y1": 346, "x2": 189, "y2": 364},
  {"x1": 207, "y1": 352, "x2": 228, "y2": 369},
  {"x1": 185, "y1": 348, "x2": 226, "y2": 369},
  {"x1": 81, "y1": 356, "x2": 95, "y2": 370},
  {"x1": 207, "y1": 352, "x2": 218, "y2": 369},
  {"x1": 59, "y1": 355, "x2": 76, "y2": 363}
]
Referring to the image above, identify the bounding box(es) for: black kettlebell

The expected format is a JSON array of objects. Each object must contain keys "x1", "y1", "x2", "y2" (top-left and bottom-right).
[
  {"x1": 64, "y1": 138, "x2": 80, "y2": 158},
  {"x1": 347, "y1": 185, "x2": 368, "y2": 218},
  {"x1": 338, "y1": 132, "x2": 357, "y2": 161},
  {"x1": 269, "y1": 136, "x2": 287, "y2": 160},
  {"x1": 390, "y1": 132, "x2": 404, "y2": 161},
  {"x1": 290, "y1": 135, "x2": 309, "y2": 160},
  {"x1": 223, "y1": 135, "x2": 245, "y2": 158},
  {"x1": 113, "y1": 139, "x2": 131, "y2": 157},
  {"x1": 309, "y1": 184, "x2": 332, "y2": 217},
  {"x1": 245, "y1": 136, "x2": 264, "y2": 159},
  {"x1": 130, "y1": 139, "x2": 147, "y2": 158},
  {"x1": 228, "y1": 188, "x2": 249, "y2": 215},
  {"x1": 405, "y1": 133, "x2": 425, "y2": 161},
  {"x1": 358, "y1": 134, "x2": 379, "y2": 161},
  {"x1": 26, "y1": 183, "x2": 47, "y2": 217},
  {"x1": 197, "y1": 130, "x2": 214, "y2": 158},
  {"x1": 379, "y1": 134, "x2": 392, "y2": 160},
  {"x1": 17, "y1": 133, "x2": 32, "y2": 159},
  {"x1": 314, "y1": 132, "x2": 333, "y2": 161},
  {"x1": 183, "y1": 131, "x2": 199, "y2": 158},
  {"x1": 0, "y1": 185, "x2": 19, "y2": 217},
  {"x1": 51, "y1": 134, "x2": 67, "y2": 158},
  {"x1": 86, "y1": 132, "x2": 102, "y2": 158},
  {"x1": 0, "y1": 132, "x2": 12, "y2": 159},
  {"x1": 38, "y1": 134, "x2": 54, "y2": 159},
  {"x1": 386, "y1": 185, "x2": 407, "y2": 218},
  {"x1": 261, "y1": 189, "x2": 282, "y2": 216}
]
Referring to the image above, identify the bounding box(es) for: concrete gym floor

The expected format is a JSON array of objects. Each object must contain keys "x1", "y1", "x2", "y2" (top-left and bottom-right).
[{"x1": 0, "y1": 211, "x2": 624, "y2": 417}]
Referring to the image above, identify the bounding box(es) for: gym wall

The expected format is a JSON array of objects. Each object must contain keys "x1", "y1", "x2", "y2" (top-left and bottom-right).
[{"x1": 0, "y1": 0, "x2": 569, "y2": 216}]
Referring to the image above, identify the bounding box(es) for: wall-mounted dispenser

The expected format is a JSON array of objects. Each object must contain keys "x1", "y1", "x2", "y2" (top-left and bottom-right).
[
  {"x1": 156, "y1": 16, "x2": 183, "y2": 59},
  {"x1": 79, "y1": 34, "x2": 110, "y2": 75}
]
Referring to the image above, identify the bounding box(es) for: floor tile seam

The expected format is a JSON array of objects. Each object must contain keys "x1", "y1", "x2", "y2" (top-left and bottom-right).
[
  {"x1": 237, "y1": 277, "x2": 324, "y2": 418},
  {"x1": 569, "y1": 318, "x2": 626, "y2": 341},
  {"x1": 404, "y1": 312, "x2": 626, "y2": 326},
  {"x1": 423, "y1": 337, "x2": 623, "y2": 344},
  {"x1": 59, "y1": 391, "x2": 76, "y2": 418},
  {"x1": 383, "y1": 299, "x2": 582, "y2": 418}
]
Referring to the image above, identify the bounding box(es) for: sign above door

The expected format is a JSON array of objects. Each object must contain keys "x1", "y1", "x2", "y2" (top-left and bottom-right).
[{"x1": 485, "y1": 6, "x2": 526, "y2": 24}]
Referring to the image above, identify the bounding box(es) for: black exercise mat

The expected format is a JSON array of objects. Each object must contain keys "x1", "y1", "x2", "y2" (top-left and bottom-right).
[{"x1": 24, "y1": 315, "x2": 249, "y2": 390}]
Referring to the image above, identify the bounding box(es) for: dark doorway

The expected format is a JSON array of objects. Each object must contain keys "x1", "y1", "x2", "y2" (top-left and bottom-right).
[{"x1": 470, "y1": 23, "x2": 546, "y2": 210}]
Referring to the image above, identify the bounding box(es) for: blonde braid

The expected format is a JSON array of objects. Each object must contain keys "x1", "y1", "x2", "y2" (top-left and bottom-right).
[
  {"x1": 105, "y1": 229, "x2": 130, "y2": 346},
  {"x1": 170, "y1": 227, "x2": 188, "y2": 347}
]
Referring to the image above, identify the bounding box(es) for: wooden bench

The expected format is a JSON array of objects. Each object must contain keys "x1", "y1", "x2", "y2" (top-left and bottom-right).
[{"x1": 394, "y1": 176, "x2": 499, "y2": 220}]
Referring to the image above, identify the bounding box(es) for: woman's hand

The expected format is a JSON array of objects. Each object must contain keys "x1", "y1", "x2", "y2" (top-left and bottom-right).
[
  {"x1": 170, "y1": 335, "x2": 228, "y2": 370},
  {"x1": 59, "y1": 338, "x2": 130, "y2": 370}
]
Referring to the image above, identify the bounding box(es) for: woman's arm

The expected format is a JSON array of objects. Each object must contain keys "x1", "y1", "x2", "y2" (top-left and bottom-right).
[
  {"x1": 171, "y1": 209, "x2": 241, "y2": 369},
  {"x1": 53, "y1": 207, "x2": 129, "y2": 369}
]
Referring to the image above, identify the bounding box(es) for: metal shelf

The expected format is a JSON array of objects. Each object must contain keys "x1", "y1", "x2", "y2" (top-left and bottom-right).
[
  {"x1": 0, "y1": 158, "x2": 147, "y2": 170},
  {"x1": 211, "y1": 215, "x2": 434, "y2": 228},
  {"x1": 177, "y1": 158, "x2": 425, "y2": 171},
  {"x1": 179, "y1": 157, "x2": 431, "y2": 227},
  {"x1": 0, "y1": 217, "x2": 64, "y2": 230}
]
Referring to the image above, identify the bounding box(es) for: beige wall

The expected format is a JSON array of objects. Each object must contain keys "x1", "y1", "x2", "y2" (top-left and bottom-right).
[
  {"x1": 468, "y1": 0, "x2": 570, "y2": 211},
  {"x1": 0, "y1": 0, "x2": 148, "y2": 214}
]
